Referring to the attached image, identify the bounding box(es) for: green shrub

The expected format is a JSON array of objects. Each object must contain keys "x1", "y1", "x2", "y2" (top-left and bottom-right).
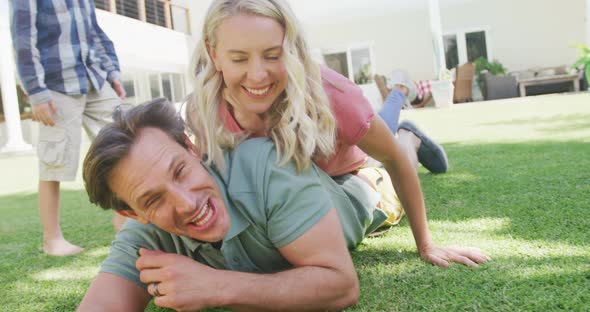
[{"x1": 571, "y1": 44, "x2": 590, "y2": 88}]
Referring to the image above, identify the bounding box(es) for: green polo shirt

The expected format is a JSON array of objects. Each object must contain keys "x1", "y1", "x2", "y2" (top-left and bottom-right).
[{"x1": 100, "y1": 138, "x2": 387, "y2": 289}]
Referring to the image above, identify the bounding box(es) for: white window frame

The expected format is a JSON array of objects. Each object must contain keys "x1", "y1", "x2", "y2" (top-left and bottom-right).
[
  {"x1": 443, "y1": 27, "x2": 492, "y2": 66},
  {"x1": 321, "y1": 42, "x2": 376, "y2": 85},
  {"x1": 147, "y1": 72, "x2": 186, "y2": 103}
]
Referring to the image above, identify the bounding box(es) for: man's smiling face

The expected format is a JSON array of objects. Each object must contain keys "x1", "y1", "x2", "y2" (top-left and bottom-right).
[{"x1": 109, "y1": 127, "x2": 230, "y2": 242}]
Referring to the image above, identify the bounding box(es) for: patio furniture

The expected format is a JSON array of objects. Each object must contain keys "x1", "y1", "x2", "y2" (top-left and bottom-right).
[
  {"x1": 482, "y1": 72, "x2": 518, "y2": 100},
  {"x1": 517, "y1": 73, "x2": 580, "y2": 97},
  {"x1": 453, "y1": 62, "x2": 475, "y2": 103},
  {"x1": 373, "y1": 74, "x2": 389, "y2": 101}
]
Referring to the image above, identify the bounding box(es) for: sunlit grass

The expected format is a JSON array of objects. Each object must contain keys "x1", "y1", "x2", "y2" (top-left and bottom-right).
[{"x1": 1, "y1": 93, "x2": 589, "y2": 311}]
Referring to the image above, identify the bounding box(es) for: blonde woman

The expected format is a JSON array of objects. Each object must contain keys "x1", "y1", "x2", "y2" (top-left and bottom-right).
[{"x1": 188, "y1": 0, "x2": 486, "y2": 268}]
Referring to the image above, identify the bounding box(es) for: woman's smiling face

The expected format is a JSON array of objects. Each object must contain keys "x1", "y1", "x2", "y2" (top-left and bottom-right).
[{"x1": 209, "y1": 14, "x2": 288, "y2": 115}]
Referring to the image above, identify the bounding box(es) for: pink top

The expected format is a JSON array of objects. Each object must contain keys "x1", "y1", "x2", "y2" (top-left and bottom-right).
[{"x1": 220, "y1": 65, "x2": 374, "y2": 176}]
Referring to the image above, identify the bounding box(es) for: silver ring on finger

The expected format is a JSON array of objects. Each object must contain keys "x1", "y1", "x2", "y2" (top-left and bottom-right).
[{"x1": 152, "y1": 282, "x2": 161, "y2": 297}]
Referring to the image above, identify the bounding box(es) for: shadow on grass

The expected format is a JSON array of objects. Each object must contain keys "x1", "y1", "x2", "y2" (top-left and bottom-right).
[{"x1": 419, "y1": 141, "x2": 590, "y2": 247}]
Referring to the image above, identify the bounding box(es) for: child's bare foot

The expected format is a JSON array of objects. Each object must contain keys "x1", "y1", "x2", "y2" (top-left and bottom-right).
[
  {"x1": 393, "y1": 84, "x2": 410, "y2": 97},
  {"x1": 43, "y1": 239, "x2": 84, "y2": 256}
]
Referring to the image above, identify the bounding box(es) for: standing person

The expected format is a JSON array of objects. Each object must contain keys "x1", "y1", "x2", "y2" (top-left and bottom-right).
[
  {"x1": 188, "y1": 0, "x2": 482, "y2": 268},
  {"x1": 10, "y1": 0, "x2": 127, "y2": 256}
]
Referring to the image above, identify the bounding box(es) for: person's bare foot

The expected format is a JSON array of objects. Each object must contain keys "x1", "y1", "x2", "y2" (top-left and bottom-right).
[
  {"x1": 393, "y1": 84, "x2": 410, "y2": 97},
  {"x1": 43, "y1": 239, "x2": 84, "y2": 256}
]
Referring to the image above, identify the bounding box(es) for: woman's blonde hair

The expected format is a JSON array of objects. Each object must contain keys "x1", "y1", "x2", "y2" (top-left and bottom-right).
[{"x1": 186, "y1": 0, "x2": 336, "y2": 171}]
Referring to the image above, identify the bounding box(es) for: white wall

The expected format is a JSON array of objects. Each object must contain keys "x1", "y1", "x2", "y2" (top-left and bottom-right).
[
  {"x1": 303, "y1": 8, "x2": 438, "y2": 81},
  {"x1": 440, "y1": 0, "x2": 587, "y2": 72},
  {"x1": 96, "y1": 10, "x2": 192, "y2": 74},
  {"x1": 177, "y1": 0, "x2": 587, "y2": 80},
  {"x1": 172, "y1": 0, "x2": 211, "y2": 42}
]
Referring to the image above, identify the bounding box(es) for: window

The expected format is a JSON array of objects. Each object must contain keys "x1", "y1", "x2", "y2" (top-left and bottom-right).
[
  {"x1": 121, "y1": 74, "x2": 137, "y2": 104},
  {"x1": 170, "y1": 4, "x2": 190, "y2": 34},
  {"x1": 145, "y1": 0, "x2": 166, "y2": 27},
  {"x1": 443, "y1": 29, "x2": 490, "y2": 69},
  {"x1": 172, "y1": 74, "x2": 185, "y2": 102},
  {"x1": 444, "y1": 34, "x2": 459, "y2": 70},
  {"x1": 94, "y1": 0, "x2": 110, "y2": 11},
  {"x1": 119, "y1": 71, "x2": 186, "y2": 105},
  {"x1": 351, "y1": 48, "x2": 373, "y2": 84},
  {"x1": 148, "y1": 73, "x2": 185, "y2": 103},
  {"x1": 149, "y1": 74, "x2": 161, "y2": 99},
  {"x1": 116, "y1": 0, "x2": 140, "y2": 20},
  {"x1": 95, "y1": 0, "x2": 189, "y2": 34},
  {"x1": 324, "y1": 52, "x2": 349, "y2": 79},
  {"x1": 466, "y1": 31, "x2": 488, "y2": 62},
  {"x1": 162, "y1": 74, "x2": 173, "y2": 101},
  {"x1": 322, "y1": 44, "x2": 375, "y2": 85}
]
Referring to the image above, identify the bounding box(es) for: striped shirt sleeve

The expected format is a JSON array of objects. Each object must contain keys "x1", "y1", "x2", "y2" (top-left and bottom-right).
[
  {"x1": 89, "y1": 0, "x2": 121, "y2": 83},
  {"x1": 10, "y1": 0, "x2": 52, "y2": 105}
]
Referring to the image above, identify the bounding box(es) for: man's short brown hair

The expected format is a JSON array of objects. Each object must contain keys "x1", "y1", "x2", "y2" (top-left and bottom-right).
[{"x1": 83, "y1": 98, "x2": 188, "y2": 211}]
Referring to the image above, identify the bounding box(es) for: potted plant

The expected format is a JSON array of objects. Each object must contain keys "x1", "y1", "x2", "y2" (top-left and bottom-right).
[
  {"x1": 474, "y1": 57, "x2": 507, "y2": 91},
  {"x1": 571, "y1": 44, "x2": 590, "y2": 90},
  {"x1": 354, "y1": 63, "x2": 373, "y2": 85}
]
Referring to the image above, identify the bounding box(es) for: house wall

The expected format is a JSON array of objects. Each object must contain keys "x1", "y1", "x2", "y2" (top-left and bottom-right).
[
  {"x1": 122, "y1": 0, "x2": 588, "y2": 81},
  {"x1": 303, "y1": 8, "x2": 438, "y2": 81},
  {"x1": 304, "y1": 0, "x2": 586, "y2": 79},
  {"x1": 96, "y1": 9, "x2": 194, "y2": 104},
  {"x1": 440, "y1": 0, "x2": 587, "y2": 72},
  {"x1": 171, "y1": 0, "x2": 211, "y2": 46},
  {"x1": 96, "y1": 10, "x2": 192, "y2": 74}
]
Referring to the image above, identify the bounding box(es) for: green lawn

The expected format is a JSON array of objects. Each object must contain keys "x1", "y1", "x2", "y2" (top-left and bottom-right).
[{"x1": 1, "y1": 93, "x2": 589, "y2": 311}]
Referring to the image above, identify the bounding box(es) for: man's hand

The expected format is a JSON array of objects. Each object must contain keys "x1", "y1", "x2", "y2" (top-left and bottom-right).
[
  {"x1": 111, "y1": 79, "x2": 126, "y2": 100},
  {"x1": 32, "y1": 100, "x2": 58, "y2": 126},
  {"x1": 419, "y1": 244, "x2": 490, "y2": 268},
  {"x1": 136, "y1": 248, "x2": 221, "y2": 312}
]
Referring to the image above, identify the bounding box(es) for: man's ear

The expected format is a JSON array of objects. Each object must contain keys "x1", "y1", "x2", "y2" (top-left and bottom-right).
[
  {"x1": 206, "y1": 42, "x2": 221, "y2": 72},
  {"x1": 184, "y1": 134, "x2": 202, "y2": 160},
  {"x1": 116, "y1": 210, "x2": 149, "y2": 225}
]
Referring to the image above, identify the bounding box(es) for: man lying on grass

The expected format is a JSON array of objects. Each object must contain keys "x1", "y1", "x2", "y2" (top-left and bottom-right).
[{"x1": 78, "y1": 99, "x2": 487, "y2": 312}]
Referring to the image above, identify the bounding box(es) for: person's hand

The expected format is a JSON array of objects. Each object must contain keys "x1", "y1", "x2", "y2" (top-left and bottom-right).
[
  {"x1": 136, "y1": 248, "x2": 223, "y2": 311},
  {"x1": 32, "y1": 100, "x2": 57, "y2": 126},
  {"x1": 419, "y1": 244, "x2": 490, "y2": 268},
  {"x1": 111, "y1": 79, "x2": 126, "y2": 100}
]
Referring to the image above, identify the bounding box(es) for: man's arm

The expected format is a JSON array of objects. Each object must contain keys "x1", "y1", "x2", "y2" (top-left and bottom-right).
[
  {"x1": 77, "y1": 272, "x2": 151, "y2": 312},
  {"x1": 136, "y1": 209, "x2": 359, "y2": 312},
  {"x1": 358, "y1": 115, "x2": 488, "y2": 267}
]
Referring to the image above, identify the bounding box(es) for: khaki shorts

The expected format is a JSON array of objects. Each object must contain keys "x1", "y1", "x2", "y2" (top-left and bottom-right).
[{"x1": 38, "y1": 84, "x2": 120, "y2": 181}]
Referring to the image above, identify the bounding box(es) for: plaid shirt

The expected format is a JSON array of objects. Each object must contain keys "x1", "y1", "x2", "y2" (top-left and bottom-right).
[{"x1": 10, "y1": 0, "x2": 121, "y2": 106}]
